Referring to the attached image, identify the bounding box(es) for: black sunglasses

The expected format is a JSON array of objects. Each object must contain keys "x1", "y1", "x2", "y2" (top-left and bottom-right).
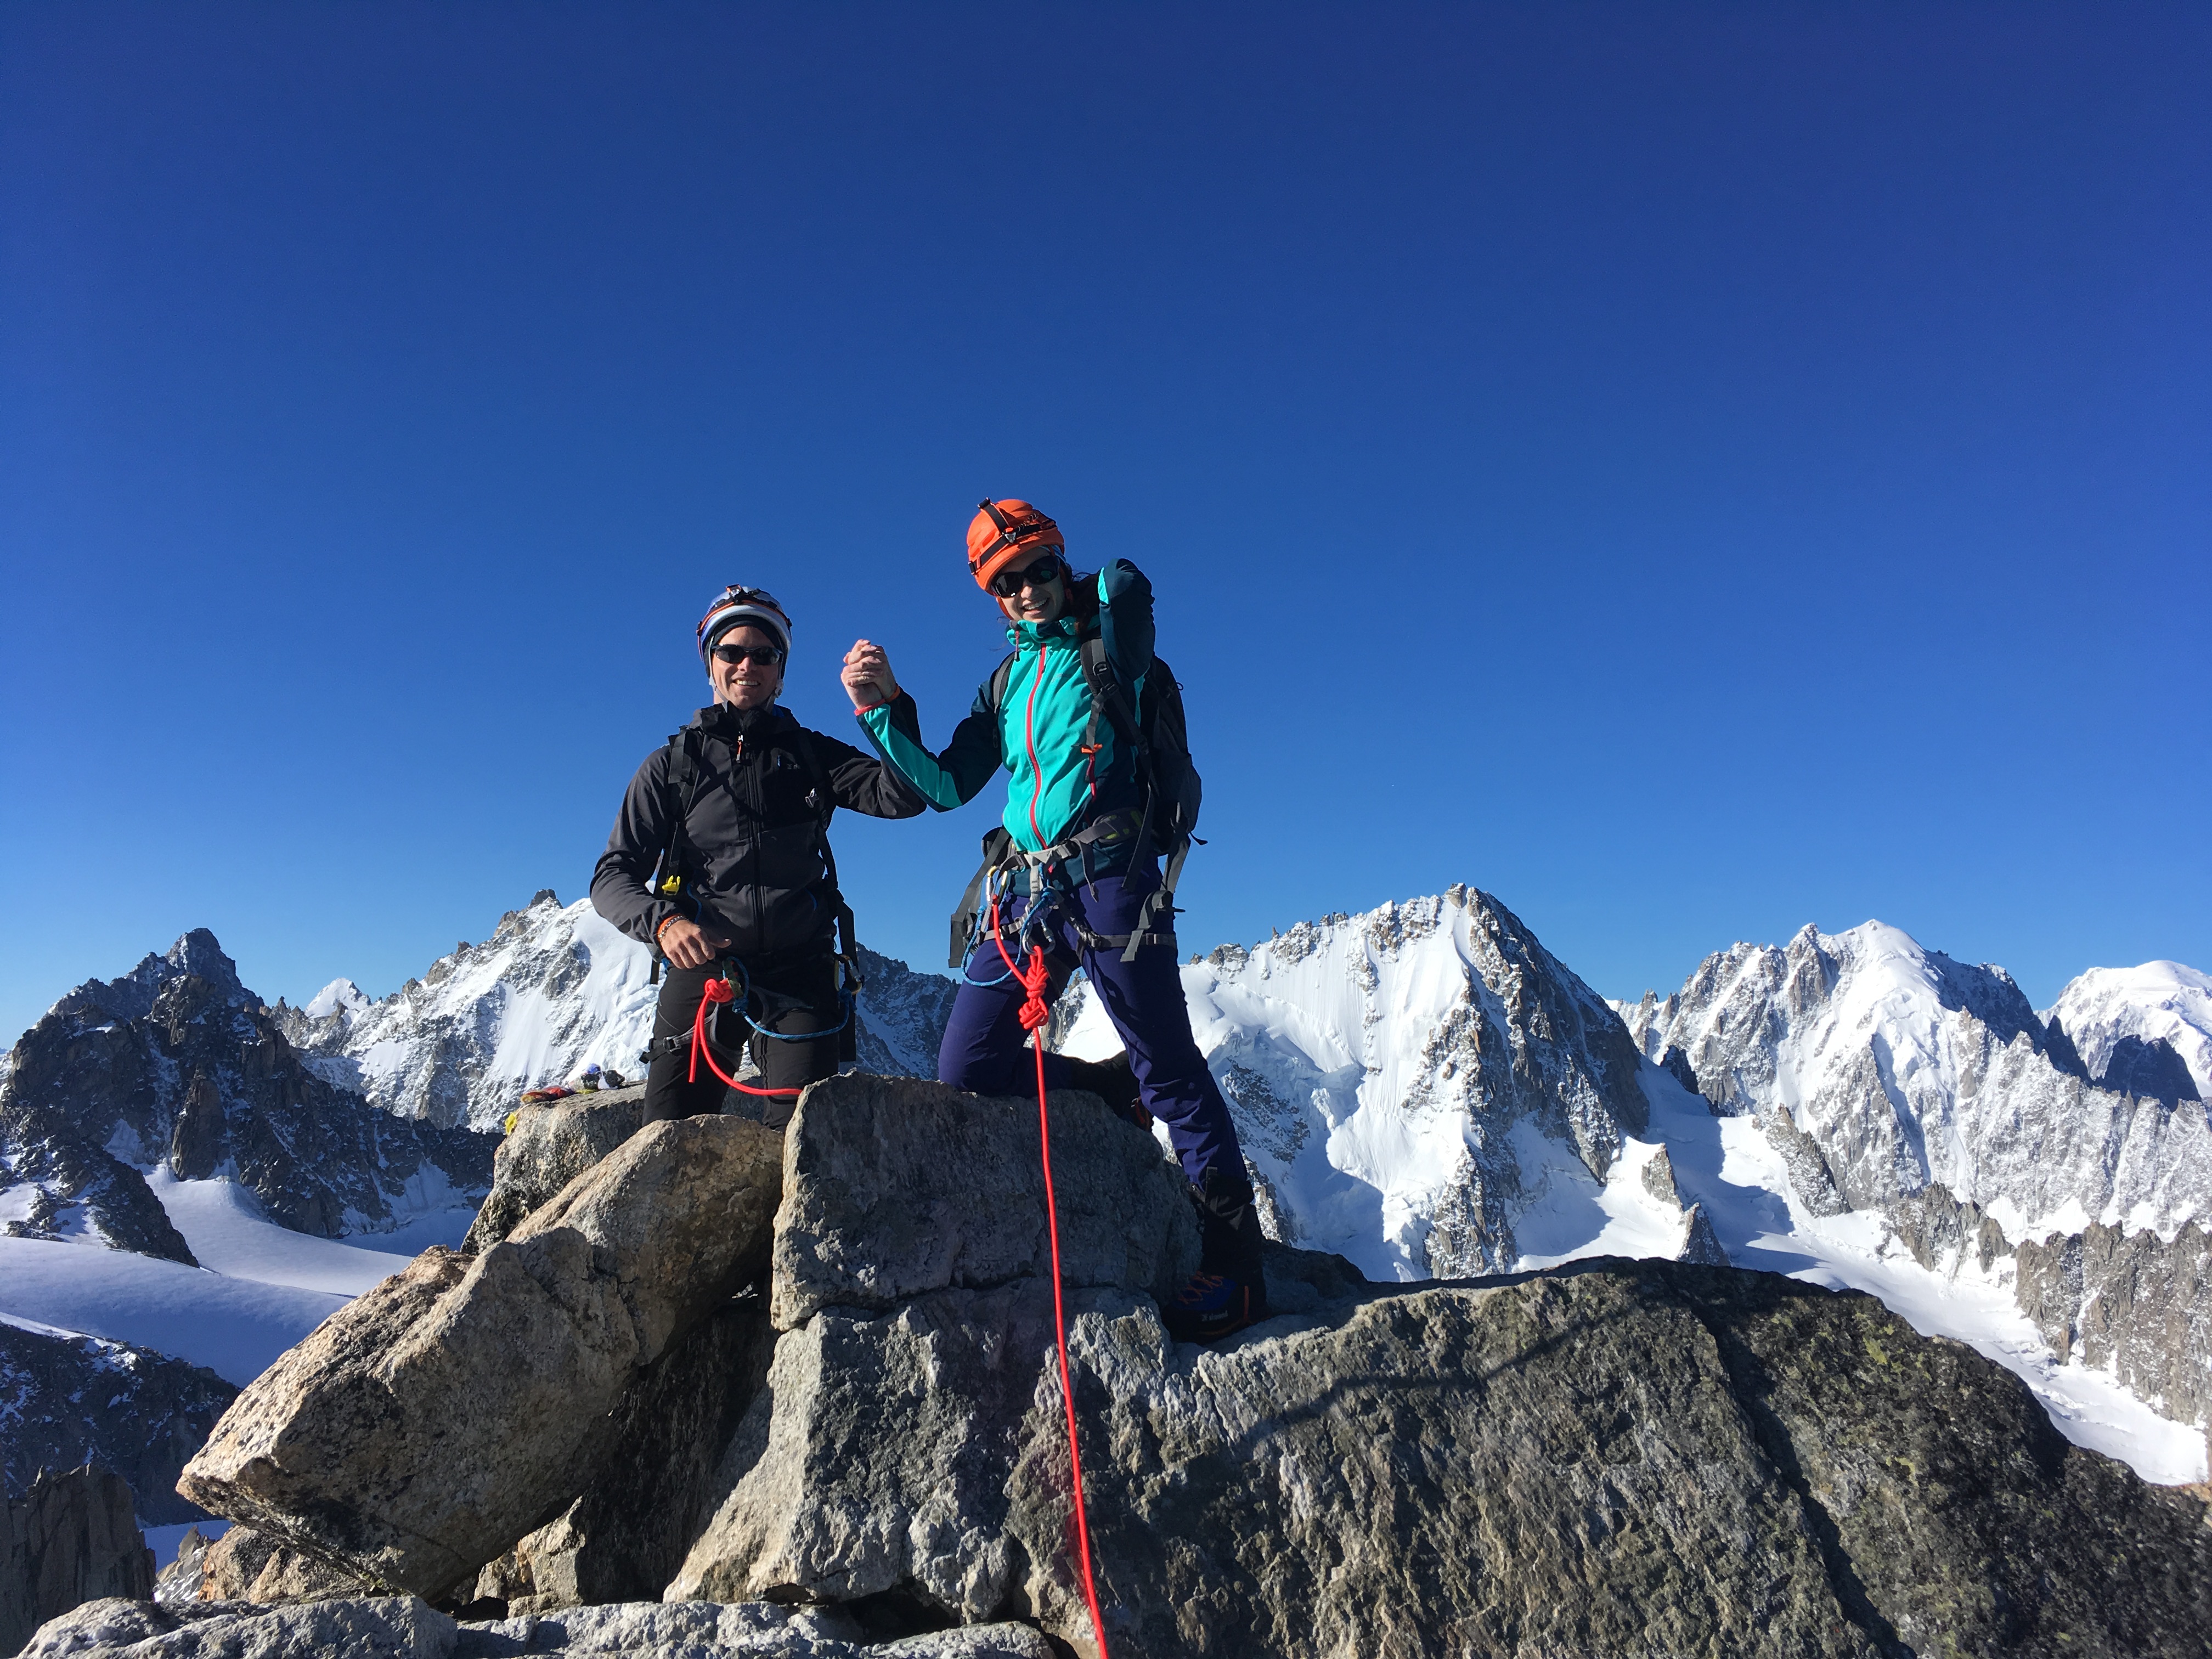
[
  {"x1": 988, "y1": 552, "x2": 1065, "y2": 598},
  {"x1": 711, "y1": 642, "x2": 786, "y2": 668}
]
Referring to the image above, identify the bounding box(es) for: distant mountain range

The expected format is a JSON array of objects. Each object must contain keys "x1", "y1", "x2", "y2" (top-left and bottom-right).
[
  {"x1": 267, "y1": 892, "x2": 956, "y2": 1132},
  {"x1": 2, "y1": 887, "x2": 2207, "y2": 1513}
]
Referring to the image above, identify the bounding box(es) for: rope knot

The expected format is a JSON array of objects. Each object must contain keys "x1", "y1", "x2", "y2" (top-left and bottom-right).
[
  {"x1": 1016, "y1": 950, "x2": 1053, "y2": 1031},
  {"x1": 702, "y1": 977, "x2": 736, "y2": 1005}
]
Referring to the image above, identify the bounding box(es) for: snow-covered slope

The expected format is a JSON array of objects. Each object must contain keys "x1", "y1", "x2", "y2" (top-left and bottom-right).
[
  {"x1": 2045, "y1": 960, "x2": 2212, "y2": 1103},
  {"x1": 1059, "y1": 886, "x2": 1666, "y2": 1282},
  {"x1": 1614, "y1": 922, "x2": 2212, "y2": 1245},
  {"x1": 277, "y1": 892, "x2": 955, "y2": 1132}
]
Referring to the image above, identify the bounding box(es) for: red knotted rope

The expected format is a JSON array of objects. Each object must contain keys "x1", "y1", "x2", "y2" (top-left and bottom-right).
[
  {"x1": 990, "y1": 894, "x2": 1113, "y2": 1658},
  {"x1": 690, "y1": 974, "x2": 804, "y2": 1099}
]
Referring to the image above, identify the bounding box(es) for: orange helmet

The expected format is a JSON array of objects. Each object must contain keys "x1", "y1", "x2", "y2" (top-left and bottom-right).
[{"x1": 966, "y1": 498, "x2": 1062, "y2": 592}]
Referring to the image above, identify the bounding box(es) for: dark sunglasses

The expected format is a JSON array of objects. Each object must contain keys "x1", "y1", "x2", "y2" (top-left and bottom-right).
[
  {"x1": 988, "y1": 552, "x2": 1065, "y2": 598},
  {"x1": 710, "y1": 642, "x2": 786, "y2": 668}
]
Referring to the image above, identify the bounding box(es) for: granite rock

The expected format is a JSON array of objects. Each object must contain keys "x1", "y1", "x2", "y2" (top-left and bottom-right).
[
  {"x1": 178, "y1": 1116, "x2": 782, "y2": 1600},
  {"x1": 2, "y1": 1466, "x2": 156, "y2": 1657},
  {"x1": 461, "y1": 1091, "x2": 647, "y2": 1255},
  {"x1": 768, "y1": 1074, "x2": 1198, "y2": 1331}
]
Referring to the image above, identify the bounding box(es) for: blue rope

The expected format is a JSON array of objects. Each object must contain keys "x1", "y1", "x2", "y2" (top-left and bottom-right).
[{"x1": 715, "y1": 957, "x2": 855, "y2": 1043}]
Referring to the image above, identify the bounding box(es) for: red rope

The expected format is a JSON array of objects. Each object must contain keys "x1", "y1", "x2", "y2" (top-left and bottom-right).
[
  {"x1": 690, "y1": 975, "x2": 804, "y2": 1099},
  {"x1": 991, "y1": 896, "x2": 1113, "y2": 1658}
]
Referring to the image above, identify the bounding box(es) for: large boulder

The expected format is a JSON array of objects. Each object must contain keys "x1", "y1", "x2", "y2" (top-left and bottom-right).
[
  {"x1": 13, "y1": 1595, "x2": 1055, "y2": 1657},
  {"x1": 179, "y1": 1115, "x2": 782, "y2": 1600},
  {"x1": 667, "y1": 1080, "x2": 2212, "y2": 1658},
  {"x1": 461, "y1": 1089, "x2": 648, "y2": 1255},
  {"x1": 769, "y1": 1074, "x2": 1198, "y2": 1330},
  {"x1": 2, "y1": 1466, "x2": 156, "y2": 1657},
  {"x1": 470, "y1": 1295, "x2": 777, "y2": 1613}
]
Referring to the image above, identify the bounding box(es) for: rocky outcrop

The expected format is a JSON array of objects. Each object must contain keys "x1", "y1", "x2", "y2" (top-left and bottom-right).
[
  {"x1": 2, "y1": 1465, "x2": 155, "y2": 1657},
  {"x1": 460, "y1": 1088, "x2": 647, "y2": 1255},
  {"x1": 2016, "y1": 1219, "x2": 2212, "y2": 1438},
  {"x1": 769, "y1": 1073, "x2": 1198, "y2": 1329},
  {"x1": 656, "y1": 1073, "x2": 2212, "y2": 1657},
  {"x1": 1885, "y1": 1180, "x2": 2015, "y2": 1276},
  {"x1": 17, "y1": 1595, "x2": 1055, "y2": 1657},
  {"x1": 1, "y1": 1323, "x2": 239, "y2": 1526},
  {"x1": 129, "y1": 1068, "x2": 2212, "y2": 1657},
  {"x1": 179, "y1": 1116, "x2": 783, "y2": 1599},
  {"x1": 1, "y1": 931, "x2": 496, "y2": 1248}
]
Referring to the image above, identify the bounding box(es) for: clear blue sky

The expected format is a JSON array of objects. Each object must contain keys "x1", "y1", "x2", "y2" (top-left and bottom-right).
[{"x1": 3, "y1": 3, "x2": 2207, "y2": 1043}]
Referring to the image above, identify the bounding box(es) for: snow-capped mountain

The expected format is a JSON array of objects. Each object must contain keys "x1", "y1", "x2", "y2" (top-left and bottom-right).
[
  {"x1": 1, "y1": 933, "x2": 495, "y2": 1252},
  {"x1": 2044, "y1": 960, "x2": 2211, "y2": 1106},
  {"x1": 273, "y1": 892, "x2": 956, "y2": 1133},
  {"x1": 1057, "y1": 885, "x2": 1658, "y2": 1280},
  {"x1": 1611, "y1": 919, "x2": 2211, "y2": 1478},
  {"x1": 1061, "y1": 896, "x2": 2210, "y2": 1482},
  {"x1": 7, "y1": 888, "x2": 2207, "y2": 1492},
  {"x1": 1614, "y1": 922, "x2": 2212, "y2": 1244}
]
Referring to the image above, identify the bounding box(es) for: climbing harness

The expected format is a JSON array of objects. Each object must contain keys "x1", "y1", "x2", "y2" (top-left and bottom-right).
[
  {"x1": 947, "y1": 611, "x2": 1203, "y2": 969},
  {"x1": 685, "y1": 957, "x2": 855, "y2": 1100},
  {"x1": 989, "y1": 894, "x2": 1114, "y2": 1659}
]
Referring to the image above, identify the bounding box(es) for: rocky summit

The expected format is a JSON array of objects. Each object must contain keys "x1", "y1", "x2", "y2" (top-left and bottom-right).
[{"x1": 35, "y1": 1072, "x2": 2212, "y2": 1658}]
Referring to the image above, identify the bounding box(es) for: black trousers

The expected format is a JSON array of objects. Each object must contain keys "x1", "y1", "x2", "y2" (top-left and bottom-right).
[{"x1": 644, "y1": 956, "x2": 842, "y2": 1130}]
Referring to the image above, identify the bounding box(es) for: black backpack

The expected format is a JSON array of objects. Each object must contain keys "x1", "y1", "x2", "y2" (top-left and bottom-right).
[{"x1": 950, "y1": 627, "x2": 1202, "y2": 966}]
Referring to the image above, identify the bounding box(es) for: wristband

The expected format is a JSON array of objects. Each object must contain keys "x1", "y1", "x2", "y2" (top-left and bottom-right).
[{"x1": 655, "y1": 913, "x2": 686, "y2": 943}]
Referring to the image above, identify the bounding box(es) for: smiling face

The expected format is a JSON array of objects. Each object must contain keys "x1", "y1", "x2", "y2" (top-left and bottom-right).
[
  {"x1": 708, "y1": 624, "x2": 785, "y2": 710},
  {"x1": 994, "y1": 551, "x2": 1069, "y2": 625}
]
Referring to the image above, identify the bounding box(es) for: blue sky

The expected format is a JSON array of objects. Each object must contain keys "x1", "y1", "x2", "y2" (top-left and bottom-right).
[{"x1": 3, "y1": 3, "x2": 2206, "y2": 1042}]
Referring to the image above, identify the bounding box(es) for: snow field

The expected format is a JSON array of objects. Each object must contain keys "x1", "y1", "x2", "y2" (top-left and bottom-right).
[{"x1": 0, "y1": 1174, "x2": 466, "y2": 1386}]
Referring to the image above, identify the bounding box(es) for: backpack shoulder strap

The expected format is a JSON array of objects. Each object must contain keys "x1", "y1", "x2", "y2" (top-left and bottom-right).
[
  {"x1": 1077, "y1": 630, "x2": 1143, "y2": 757},
  {"x1": 984, "y1": 650, "x2": 1018, "y2": 712},
  {"x1": 785, "y1": 726, "x2": 864, "y2": 984},
  {"x1": 658, "y1": 729, "x2": 701, "y2": 896}
]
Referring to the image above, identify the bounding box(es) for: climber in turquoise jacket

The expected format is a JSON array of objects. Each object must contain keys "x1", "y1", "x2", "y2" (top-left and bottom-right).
[
  {"x1": 841, "y1": 498, "x2": 1266, "y2": 1342},
  {"x1": 854, "y1": 558, "x2": 1151, "y2": 858}
]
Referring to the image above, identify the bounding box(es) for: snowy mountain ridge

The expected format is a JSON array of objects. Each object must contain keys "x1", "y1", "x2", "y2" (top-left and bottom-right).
[
  {"x1": 2044, "y1": 958, "x2": 2212, "y2": 1104},
  {"x1": 274, "y1": 891, "x2": 955, "y2": 1132},
  {"x1": 1057, "y1": 885, "x2": 1657, "y2": 1282},
  {"x1": 1615, "y1": 920, "x2": 2212, "y2": 1246}
]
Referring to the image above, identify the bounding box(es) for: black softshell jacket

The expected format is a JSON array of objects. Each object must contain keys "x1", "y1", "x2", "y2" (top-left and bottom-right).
[{"x1": 591, "y1": 703, "x2": 923, "y2": 960}]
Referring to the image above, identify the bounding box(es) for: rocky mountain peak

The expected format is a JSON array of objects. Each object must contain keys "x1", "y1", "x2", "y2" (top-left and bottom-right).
[
  {"x1": 46, "y1": 930, "x2": 248, "y2": 1030},
  {"x1": 3, "y1": 939, "x2": 495, "y2": 1251}
]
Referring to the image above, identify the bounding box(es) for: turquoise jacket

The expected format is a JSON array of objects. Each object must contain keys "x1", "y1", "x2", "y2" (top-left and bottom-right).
[{"x1": 856, "y1": 561, "x2": 1155, "y2": 862}]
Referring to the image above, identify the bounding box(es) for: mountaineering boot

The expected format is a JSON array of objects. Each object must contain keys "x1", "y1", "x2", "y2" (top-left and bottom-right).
[
  {"x1": 1165, "y1": 1165, "x2": 1269, "y2": 1342},
  {"x1": 1059, "y1": 1051, "x2": 1152, "y2": 1130}
]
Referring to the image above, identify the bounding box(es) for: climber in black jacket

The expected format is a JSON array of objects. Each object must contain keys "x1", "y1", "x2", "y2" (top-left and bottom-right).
[{"x1": 591, "y1": 586, "x2": 923, "y2": 1126}]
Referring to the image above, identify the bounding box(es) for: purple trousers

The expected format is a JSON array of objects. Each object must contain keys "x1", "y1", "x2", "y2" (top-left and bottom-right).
[{"x1": 938, "y1": 868, "x2": 1244, "y2": 1188}]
